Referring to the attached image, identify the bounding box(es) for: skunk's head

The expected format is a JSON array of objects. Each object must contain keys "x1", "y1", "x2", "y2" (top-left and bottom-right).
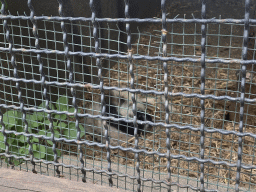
[
  {"x1": 107, "y1": 105, "x2": 152, "y2": 135},
  {"x1": 103, "y1": 89, "x2": 154, "y2": 136}
]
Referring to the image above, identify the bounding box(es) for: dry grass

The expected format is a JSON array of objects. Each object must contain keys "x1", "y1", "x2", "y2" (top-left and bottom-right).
[{"x1": 75, "y1": 13, "x2": 256, "y2": 190}]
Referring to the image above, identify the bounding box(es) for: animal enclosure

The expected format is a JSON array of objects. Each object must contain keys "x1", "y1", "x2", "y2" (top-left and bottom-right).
[{"x1": 0, "y1": 0, "x2": 256, "y2": 192}]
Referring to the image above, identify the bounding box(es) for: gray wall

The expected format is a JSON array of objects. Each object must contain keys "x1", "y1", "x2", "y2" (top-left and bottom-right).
[{"x1": 0, "y1": 0, "x2": 161, "y2": 106}]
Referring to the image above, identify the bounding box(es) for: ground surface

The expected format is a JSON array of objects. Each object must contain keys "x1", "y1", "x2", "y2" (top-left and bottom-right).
[
  {"x1": 1, "y1": 156, "x2": 254, "y2": 192},
  {"x1": 0, "y1": 166, "x2": 126, "y2": 192}
]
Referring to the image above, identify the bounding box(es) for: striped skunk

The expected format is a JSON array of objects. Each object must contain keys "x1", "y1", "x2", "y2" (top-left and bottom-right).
[{"x1": 84, "y1": 88, "x2": 153, "y2": 145}]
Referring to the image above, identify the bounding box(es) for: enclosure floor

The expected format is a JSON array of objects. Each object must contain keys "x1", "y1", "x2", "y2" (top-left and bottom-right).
[
  {"x1": 0, "y1": 155, "x2": 253, "y2": 192},
  {"x1": 0, "y1": 167, "x2": 125, "y2": 192}
]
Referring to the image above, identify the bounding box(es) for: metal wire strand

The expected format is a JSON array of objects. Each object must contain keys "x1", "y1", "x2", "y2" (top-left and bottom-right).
[
  {"x1": 1, "y1": 136, "x2": 256, "y2": 169},
  {"x1": 0, "y1": 75, "x2": 255, "y2": 103},
  {"x1": 124, "y1": 0, "x2": 141, "y2": 191},
  {"x1": 89, "y1": 0, "x2": 113, "y2": 186},
  {"x1": 1, "y1": 0, "x2": 36, "y2": 172},
  {"x1": 2, "y1": 15, "x2": 256, "y2": 25},
  {"x1": 0, "y1": 0, "x2": 9, "y2": 166},
  {"x1": 57, "y1": 0, "x2": 86, "y2": 181},
  {"x1": 235, "y1": 0, "x2": 250, "y2": 191},
  {"x1": 27, "y1": 0, "x2": 57, "y2": 176},
  {"x1": 200, "y1": 0, "x2": 207, "y2": 191},
  {"x1": 3, "y1": 101, "x2": 256, "y2": 142},
  {"x1": 1, "y1": 45, "x2": 256, "y2": 65},
  {"x1": 161, "y1": 0, "x2": 172, "y2": 192}
]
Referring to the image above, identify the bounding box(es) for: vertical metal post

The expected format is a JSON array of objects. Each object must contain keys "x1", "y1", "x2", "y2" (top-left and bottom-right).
[
  {"x1": 235, "y1": 0, "x2": 250, "y2": 191},
  {"x1": 200, "y1": 0, "x2": 207, "y2": 191},
  {"x1": 57, "y1": 0, "x2": 86, "y2": 181},
  {"x1": 1, "y1": 0, "x2": 36, "y2": 172},
  {"x1": 27, "y1": 0, "x2": 57, "y2": 176},
  {"x1": 90, "y1": 0, "x2": 113, "y2": 186},
  {"x1": 161, "y1": 0, "x2": 171, "y2": 192},
  {"x1": 124, "y1": 0, "x2": 141, "y2": 191}
]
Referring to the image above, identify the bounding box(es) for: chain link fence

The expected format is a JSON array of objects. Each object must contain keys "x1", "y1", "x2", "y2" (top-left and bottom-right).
[{"x1": 0, "y1": 0, "x2": 256, "y2": 191}]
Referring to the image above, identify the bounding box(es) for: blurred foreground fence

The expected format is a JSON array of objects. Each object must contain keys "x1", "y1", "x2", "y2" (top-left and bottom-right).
[{"x1": 0, "y1": 0, "x2": 256, "y2": 191}]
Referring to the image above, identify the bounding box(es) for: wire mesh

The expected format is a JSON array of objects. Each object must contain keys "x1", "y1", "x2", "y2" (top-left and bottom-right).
[{"x1": 0, "y1": 0, "x2": 256, "y2": 192}]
